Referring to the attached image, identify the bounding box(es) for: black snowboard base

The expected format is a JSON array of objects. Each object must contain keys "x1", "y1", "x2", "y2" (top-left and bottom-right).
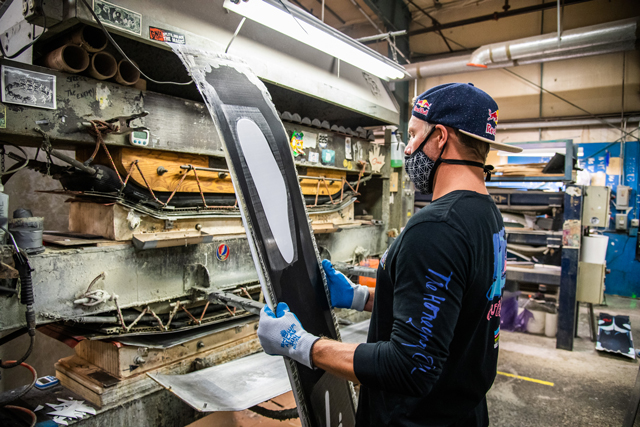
[{"x1": 171, "y1": 45, "x2": 356, "y2": 427}]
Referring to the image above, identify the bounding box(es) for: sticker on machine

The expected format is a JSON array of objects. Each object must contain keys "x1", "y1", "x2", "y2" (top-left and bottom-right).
[
  {"x1": 150, "y1": 27, "x2": 186, "y2": 44},
  {"x1": 216, "y1": 243, "x2": 230, "y2": 262},
  {"x1": 1, "y1": 66, "x2": 56, "y2": 110},
  {"x1": 93, "y1": 0, "x2": 142, "y2": 35}
]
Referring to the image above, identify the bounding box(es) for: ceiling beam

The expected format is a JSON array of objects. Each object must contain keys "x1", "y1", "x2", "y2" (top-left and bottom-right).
[
  {"x1": 398, "y1": 0, "x2": 595, "y2": 38},
  {"x1": 405, "y1": 0, "x2": 452, "y2": 52}
]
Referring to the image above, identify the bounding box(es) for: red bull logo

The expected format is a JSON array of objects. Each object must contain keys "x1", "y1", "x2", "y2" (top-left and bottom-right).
[
  {"x1": 216, "y1": 243, "x2": 230, "y2": 262},
  {"x1": 413, "y1": 99, "x2": 431, "y2": 116},
  {"x1": 486, "y1": 123, "x2": 496, "y2": 136},
  {"x1": 487, "y1": 109, "x2": 499, "y2": 124}
]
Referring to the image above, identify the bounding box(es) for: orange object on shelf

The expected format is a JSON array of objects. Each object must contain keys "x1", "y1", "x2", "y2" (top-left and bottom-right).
[{"x1": 359, "y1": 258, "x2": 379, "y2": 288}]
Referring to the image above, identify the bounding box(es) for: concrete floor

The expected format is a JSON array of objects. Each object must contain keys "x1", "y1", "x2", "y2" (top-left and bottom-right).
[
  {"x1": 3, "y1": 296, "x2": 639, "y2": 426},
  {"x1": 488, "y1": 295, "x2": 639, "y2": 426},
  {"x1": 187, "y1": 295, "x2": 640, "y2": 427}
]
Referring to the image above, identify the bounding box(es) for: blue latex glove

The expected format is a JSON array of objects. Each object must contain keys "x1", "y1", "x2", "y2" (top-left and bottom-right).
[
  {"x1": 322, "y1": 259, "x2": 370, "y2": 311},
  {"x1": 258, "y1": 302, "x2": 319, "y2": 369}
]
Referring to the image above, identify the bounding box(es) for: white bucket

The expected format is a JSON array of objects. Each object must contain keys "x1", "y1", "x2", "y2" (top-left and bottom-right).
[
  {"x1": 545, "y1": 312, "x2": 558, "y2": 337},
  {"x1": 580, "y1": 235, "x2": 609, "y2": 264},
  {"x1": 527, "y1": 310, "x2": 546, "y2": 334}
]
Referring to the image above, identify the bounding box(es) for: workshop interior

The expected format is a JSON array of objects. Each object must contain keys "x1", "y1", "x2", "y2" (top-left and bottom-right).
[{"x1": 0, "y1": 0, "x2": 639, "y2": 425}]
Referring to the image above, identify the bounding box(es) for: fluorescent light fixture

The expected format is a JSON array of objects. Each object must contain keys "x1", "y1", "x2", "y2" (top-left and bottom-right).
[{"x1": 223, "y1": 0, "x2": 408, "y2": 81}]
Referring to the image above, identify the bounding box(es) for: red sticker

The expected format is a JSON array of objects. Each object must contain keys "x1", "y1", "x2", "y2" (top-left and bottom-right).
[{"x1": 149, "y1": 27, "x2": 185, "y2": 44}]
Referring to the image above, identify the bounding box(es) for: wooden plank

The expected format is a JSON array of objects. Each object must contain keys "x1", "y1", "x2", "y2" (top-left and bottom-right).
[
  {"x1": 76, "y1": 147, "x2": 235, "y2": 194},
  {"x1": 56, "y1": 356, "x2": 162, "y2": 408},
  {"x1": 69, "y1": 202, "x2": 246, "y2": 241},
  {"x1": 43, "y1": 234, "x2": 123, "y2": 247},
  {"x1": 77, "y1": 148, "x2": 346, "y2": 196},
  {"x1": 299, "y1": 167, "x2": 345, "y2": 196},
  {"x1": 74, "y1": 320, "x2": 259, "y2": 379},
  {"x1": 119, "y1": 147, "x2": 235, "y2": 194},
  {"x1": 56, "y1": 370, "x2": 105, "y2": 408},
  {"x1": 71, "y1": 201, "x2": 355, "y2": 241},
  {"x1": 494, "y1": 162, "x2": 565, "y2": 178},
  {"x1": 311, "y1": 223, "x2": 339, "y2": 234},
  {"x1": 69, "y1": 202, "x2": 120, "y2": 241}
]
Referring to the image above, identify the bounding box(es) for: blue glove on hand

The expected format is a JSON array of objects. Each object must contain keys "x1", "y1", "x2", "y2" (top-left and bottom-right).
[
  {"x1": 322, "y1": 259, "x2": 370, "y2": 311},
  {"x1": 258, "y1": 302, "x2": 320, "y2": 369}
]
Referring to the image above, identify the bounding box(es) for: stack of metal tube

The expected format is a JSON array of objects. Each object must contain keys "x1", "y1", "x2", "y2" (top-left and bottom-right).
[{"x1": 41, "y1": 25, "x2": 141, "y2": 88}]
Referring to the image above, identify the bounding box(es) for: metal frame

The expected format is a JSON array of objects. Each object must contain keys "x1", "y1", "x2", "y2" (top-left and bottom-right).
[{"x1": 556, "y1": 185, "x2": 583, "y2": 351}]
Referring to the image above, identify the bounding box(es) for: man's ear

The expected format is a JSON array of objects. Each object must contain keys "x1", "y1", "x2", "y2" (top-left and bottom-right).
[{"x1": 435, "y1": 124, "x2": 449, "y2": 151}]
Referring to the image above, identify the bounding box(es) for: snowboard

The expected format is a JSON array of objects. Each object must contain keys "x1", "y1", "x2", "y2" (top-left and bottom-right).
[
  {"x1": 596, "y1": 312, "x2": 635, "y2": 359},
  {"x1": 172, "y1": 45, "x2": 356, "y2": 426}
]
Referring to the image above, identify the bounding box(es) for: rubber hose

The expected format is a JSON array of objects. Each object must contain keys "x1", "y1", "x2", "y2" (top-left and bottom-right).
[
  {"x1": 248, "y1": 405, "x2": 299, "y2": 420},
  {"x1": 0, "y1": 362, "x2": 37, "y2": 406},
  {"x1": 14, "y1": 254, "x2": 34, "y2": 306},
  {"x1": 0, "y1": 335, "x2": 34, "y2": 369},
  {"x1": 4, "y1": 405, "x2": 37, "y2": 427}
]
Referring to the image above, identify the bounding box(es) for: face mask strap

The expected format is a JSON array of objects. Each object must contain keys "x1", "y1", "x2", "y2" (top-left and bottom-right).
[
  {"x1": 439, "y1": 159, "x2": 495, "y2": 182},
  {"x1": 407, "y1": 125, "x2": 436, "y2": 159},
  {"x1": 426, "y1": 141, "x2": 447, "y2": 194}
]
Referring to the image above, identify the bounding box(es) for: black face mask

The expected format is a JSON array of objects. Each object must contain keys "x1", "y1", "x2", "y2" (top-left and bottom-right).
[{"x1": 404, "y1": 127, "x2": 494, "y2": 195}]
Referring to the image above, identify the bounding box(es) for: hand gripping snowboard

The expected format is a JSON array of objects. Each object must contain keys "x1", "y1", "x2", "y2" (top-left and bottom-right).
[{"x1": 172, "y1": 46, "x2": 356, "y2": 427}]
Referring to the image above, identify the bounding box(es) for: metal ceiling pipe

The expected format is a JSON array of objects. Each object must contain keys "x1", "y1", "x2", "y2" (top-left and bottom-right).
[
  {"x1": 42, "y1": 44, "x2": 90, "y2": 74},
  {"x1": 405, "y1": 0, "x2": 593, "y2": 38},
  {"x1": 88, "y1": 51, "x2": 118, "y2": 80},
  {"x1": 67, "y1": 25, "x2": 108, "y2": 53},
  {"x1": 115, "y1": 60, "x2": 140, "y2": 86},
  {"x1": 467, "y1": 17, "x2": 638, "y2": 68},
  {"x1": 404, "y1": 53, "x2": 479, "y2": 79},
  {"x1": 402, "y1": 17, "x2": 638, "y2": 80}
]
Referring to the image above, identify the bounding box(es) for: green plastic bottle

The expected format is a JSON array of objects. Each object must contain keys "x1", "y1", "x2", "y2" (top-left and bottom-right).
[{"x1": 390, "y1": 132, "x2": 404, "y2": 168}]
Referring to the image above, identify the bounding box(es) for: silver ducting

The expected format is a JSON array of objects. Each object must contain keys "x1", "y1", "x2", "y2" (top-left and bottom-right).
[
  {"x1": 403, "y1": 17, "x2": 638, "y2": 80},
  {"x1": 404, "y1": 53, "x2": 477, "y2": 79}
]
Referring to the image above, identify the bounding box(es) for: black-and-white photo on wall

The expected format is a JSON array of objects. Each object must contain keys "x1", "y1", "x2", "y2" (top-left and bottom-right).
[{"x1": 1, "y1": 66, "x2": 56, "y2": 110}]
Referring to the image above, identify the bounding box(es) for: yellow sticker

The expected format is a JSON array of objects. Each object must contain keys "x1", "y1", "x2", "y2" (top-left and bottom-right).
[
  {"x1": 343, "y1": 159, "x2": 348, "y2": 167},
  {"x1": 347, "y1": 161, "x2": 353, "y2": 170}
]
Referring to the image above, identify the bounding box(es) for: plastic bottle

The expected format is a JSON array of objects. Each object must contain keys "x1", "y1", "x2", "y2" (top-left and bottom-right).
[
  {"x1": 0, "y1": 184, "x2": 8, "y2": 244},
  {"x1": 390, "y1": 132, "x2": 405, "y2": 168}
]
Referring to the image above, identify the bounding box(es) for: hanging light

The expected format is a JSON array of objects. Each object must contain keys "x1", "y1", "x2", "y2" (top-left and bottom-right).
[{"x1": 223, "y1": 0, "x2": 408, "y2": 81}]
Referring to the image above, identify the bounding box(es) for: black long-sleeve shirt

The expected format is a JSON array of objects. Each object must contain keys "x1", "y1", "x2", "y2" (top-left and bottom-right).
[{"x1": 354, "y1": 190, "x2": 506, "y2": 427}]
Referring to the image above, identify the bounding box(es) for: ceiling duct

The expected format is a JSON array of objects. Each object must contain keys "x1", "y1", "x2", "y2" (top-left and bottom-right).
[{"x1": 403, "y1": 17, "x2": 638, "y2": 80}]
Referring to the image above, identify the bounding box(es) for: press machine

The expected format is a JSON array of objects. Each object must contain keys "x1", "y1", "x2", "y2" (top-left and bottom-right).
[{"x1": 0, "y1": 0, "x2": 412, "y2": 422}]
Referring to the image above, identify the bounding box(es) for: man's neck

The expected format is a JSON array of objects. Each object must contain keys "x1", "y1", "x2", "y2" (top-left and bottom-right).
[{"x1": 432, "y1": 163, "x2": 488, "y2": 200}]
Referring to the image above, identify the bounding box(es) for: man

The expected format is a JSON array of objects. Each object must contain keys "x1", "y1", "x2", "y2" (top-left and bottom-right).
[{"x1": 258, "y1": 83, "x2": 523, "y2": 426}]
